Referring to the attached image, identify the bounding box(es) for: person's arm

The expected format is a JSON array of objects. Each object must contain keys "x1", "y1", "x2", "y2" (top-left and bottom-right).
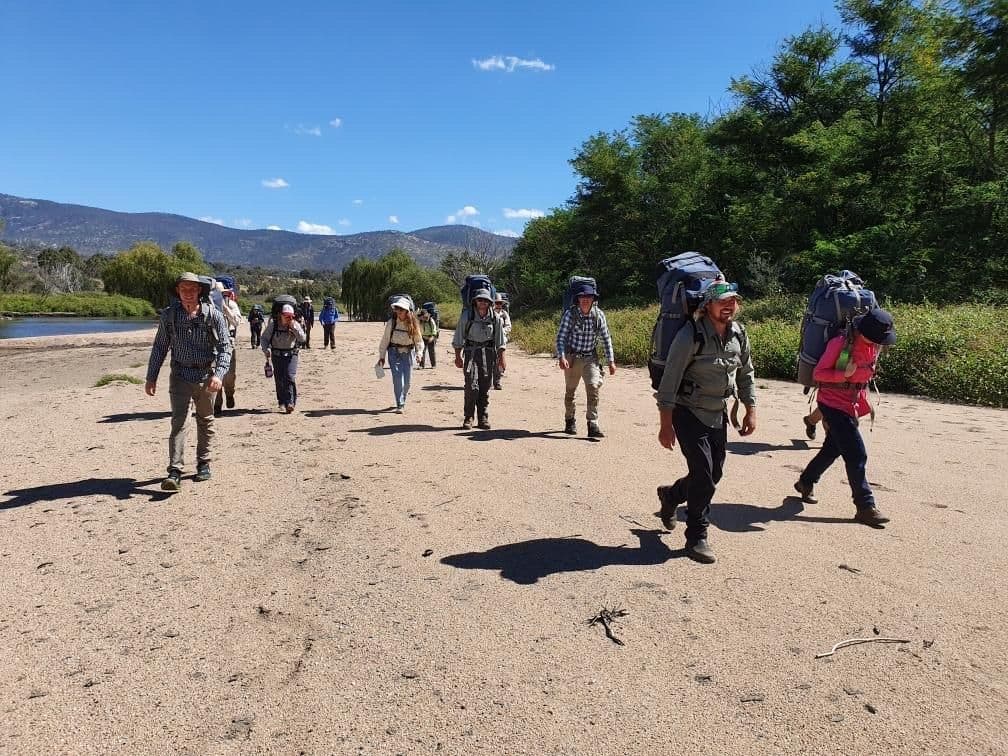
[
  {"x1": 261, "y1": 320, "x2": 274, "y2": 356},
  {"x1": 451, "y1": 310, "x2": 468, "y2": 351},
  {"x1": 378, "y1": 319, "x2": 393, "y2": 360},
  {"x1": 735, "y1": 326, "x2": 757, "y2": 436},
  {"x1": 813, "y1": 336, "x2": 859, "y2": 384},
  {"x1": 555, "y1": 310, "x2": 571, "y2": 368},
  {"x1": 145, "y1": 311, "x2": 171, "y2": 395},
  {"x1": 292, "y1": 321, "x2": 306, "y2": 341},
  {"x1": 598, "y1": 310, "x2": 616, "y2": 374},
  {"x1": 655, "y1": 325, "x2": 697, "y2": 449},
  {"x1": 211, "y1": 312, "x2": 232, "y2": 384}
]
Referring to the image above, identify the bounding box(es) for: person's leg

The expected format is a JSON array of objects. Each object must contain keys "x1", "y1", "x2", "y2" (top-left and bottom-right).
[
  {"x1": 428, "y1": 338, "x2": 437, "y2": 368},
  {"x1": 222, "y1": 341, "x2": 237, "y2": 407},
  {"x1": 671, "y1": 406, "x2": 719, "y2": 546},
  {"x1": 271, "y1": 355, "x2": 286, "y2": 406},
  {"x1": 192, "y1": 379, "x2": 216, "y2": 467},
  {"x1": 817, "y1": 405, "x2": 875, "y2": 509},
  {"x1": 287, "y1": 352, "x2": 299, "y2": 407},
  {"x1": 401, "y1": 348, "x2": 413, "y2": 406},
  {"x1": 563, "y1": 357, "x2": 581, "y2": 422},
  {"x1": 582, "y1": 358, "x2": 603, "y2": 423},
  {"x1": 167, "y1": 373, "x2": 193, "y2": 473},
  {"x1": 799, "y1": 404, "x2": 843, "y2": 490},
  {"x1": 389, "y1": 349, "x2": 406, "y2": 408},
  {"x1": 462, "y1": 351, "x2": 476, "y2": 423},
  {"x1": 476, "y1": 347, "x2": 492, "y2": 425}
]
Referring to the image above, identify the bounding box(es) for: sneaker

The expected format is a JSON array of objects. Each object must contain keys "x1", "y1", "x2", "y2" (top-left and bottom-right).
[
  {"x1": 226, "y1": 393, "x2": 235, "y2": 409},
  {"x1": 462, "y1": 417, "x2": 473, "y2": 430},
  {"x1": 395, "y1": 406, "x2": 404, "y2": 414},
  {"x1": 656, "y1": 485, "x2": 684, "y2": 530},
  {"x1": 477, "y1": 417, "x2": 491, "y2": 430},
  {"x1": 563, "y1": 417, "x2": 576, "y2": 435},
  {"x1": 194, "y1": 464, "x2": 212, "y2": 482},
  {"x1": 803, "y1": 415, "x2": 817, "y2": 440},
  {"x1": 854, "y1": 506, "x2": 889, "y2": 526},
  {"x1": 686, "y1": 539, "x2": 716, "y2": 564},
  {"x1": 161, "y1": 470, "x2": 181, "y2": 492},
  {"x1": 587, "y1": 422, "x2": 605, "y2": 439},
  {"x1": 794, "y1": 480, "x2": 818, "y2": 504}
]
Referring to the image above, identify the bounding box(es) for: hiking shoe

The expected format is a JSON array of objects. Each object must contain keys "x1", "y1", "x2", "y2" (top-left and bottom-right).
[
  {"x1": 563, "y1": 417, "x2": 576, "y2": 435},
  {"x1": 225, "y1": 393, "x2": 235, "y2": 409},
  {"x1": 285, "y1": 405, "x2": 295, "y2": 414},
  {"x1": 477, "y1": 417, "x2": 491, "y2": 430},
  {"x1": 854, "y1": 506, "x2": 889, "y2": 526},
  {"x1": 194, "y1": 464, "x2": 212, "y2": 482},
  {"x1": 656, "y1": 485, "x2": 684, "y2": 530},
  {"x1": 462, "y1": 417, "x2": 473, "y2": 430},
  {"x1": 686, "y1": 539, "x2": 716, "y2": 564},
  {"x1": 794, "y1": 480, "x2": 818, "y2": 504},
  {"x1": 161, "y1": 470, "x2": 181, "y2": 492},
  {"x1": 587, "y1": 422, "x2": 605, "y2": 439},
  {"x1": 493, "y1": 382, "x2": 502, "y2": 390},
  {"x1": 803, "y1": 415, "x2": 817, "y2": 440},
  {"x1": 395, "y1": 406, "x2": 404, "y2": 414}
]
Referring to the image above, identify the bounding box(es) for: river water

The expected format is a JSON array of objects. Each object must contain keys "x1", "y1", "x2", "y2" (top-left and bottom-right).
[{"x1": 0, "y1": 317, "x2": 154, "y2": 339}]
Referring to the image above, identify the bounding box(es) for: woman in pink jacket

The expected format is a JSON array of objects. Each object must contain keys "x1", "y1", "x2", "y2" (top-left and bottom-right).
[{"x1": 793, "y1": 308, "x2": 896, "y2": 526}]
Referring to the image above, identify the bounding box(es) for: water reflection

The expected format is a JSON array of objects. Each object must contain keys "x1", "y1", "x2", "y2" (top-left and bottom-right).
[{"x1": 0, "y1": 317, "x2": 154, "y2": 339}]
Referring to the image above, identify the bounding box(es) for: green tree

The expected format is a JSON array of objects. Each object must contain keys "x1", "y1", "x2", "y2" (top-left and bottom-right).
[{"x1": 102, "y1": 241, "x2": 210, "y2": 308}]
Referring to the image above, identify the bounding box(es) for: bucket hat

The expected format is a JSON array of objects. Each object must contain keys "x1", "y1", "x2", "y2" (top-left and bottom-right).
[
  {"x1": 471, "y1": 288, "x2": 493, "y2": 303},
  {"x1": 390, "y1": 296, "x2": 413, "y2": 311}
]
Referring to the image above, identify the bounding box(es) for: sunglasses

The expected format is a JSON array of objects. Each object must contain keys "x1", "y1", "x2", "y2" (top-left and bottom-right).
[{"x1": 705, "y1": 282, "x2": 739, "y2": 299}]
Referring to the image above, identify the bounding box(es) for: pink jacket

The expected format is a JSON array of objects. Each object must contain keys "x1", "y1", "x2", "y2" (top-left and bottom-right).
[{"x1": 814, "y1": 334, "x2": 880, "y2": 417}]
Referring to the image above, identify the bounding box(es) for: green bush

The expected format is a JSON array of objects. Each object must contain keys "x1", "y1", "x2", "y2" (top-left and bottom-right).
[
  {"x1": 0, "y1": 293, "x2": 156, "y2": 317},
  {"x1": 94, "y1": 373, "x2": 144, "y2": 387}
]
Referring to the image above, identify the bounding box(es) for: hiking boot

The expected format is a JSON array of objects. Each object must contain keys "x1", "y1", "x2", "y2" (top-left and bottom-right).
[
  {"x1": 587, "y1": 422, "x2": 605, "y2": 439},
  {"x1": 226, "y1": 393, "x2": 235, "y2": 409},
  {"x1": 477, "y1": 417, "x2": 491, "y2": 430},
  {"x1": 563, "y1": 417, "x2": 576, "y2": 435},
  {"x1": 803, "y1": 415, "x2": 817, "y2": 440},
  {"x1": 462, "y1": 417, "x2": 473, "y2": 430},
  {"x1": 285, "y1": 405, "x2": 295, "y2": 414},
  {"x1": 395, "y1": 405, "x2": 404, "y2": 414},
  {"x1": 161, "y1": 470, "x2": 181, "y2": 492},
  {"x1": 194, "y1": 464, "x2": 212, "y2": 482},
  {"x1": 686, "y1": 539, "x2": 716, "y2": 564},
  {"x1": 794, "y1": 480, "x2": 818, "y2": 504},
  {"x1": 656, "y1": 485, "x2": 684, "y2": 530},
  {"x1": 493, "y1": 382, "x2": 502, "y2": 390},
  {"x1": 854, "y1": 506, "x2": 889, "y2": 526}
]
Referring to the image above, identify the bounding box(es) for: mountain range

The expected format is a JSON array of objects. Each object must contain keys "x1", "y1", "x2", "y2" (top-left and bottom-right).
[{"x1": 0, "y1": 193, "x2": 518, "y2": 271}]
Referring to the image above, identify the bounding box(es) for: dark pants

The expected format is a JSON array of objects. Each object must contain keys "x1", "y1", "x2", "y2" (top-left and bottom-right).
[
  {"x1": 799, "y1": 403, "x2": 875, "y2": 509},
  {"x1": 463, "y1": 345, "x2": 495, "y2": 421},
  {"x1": 271, "y1": 351, "x2": 297, "y2": 408},
  {"x1": 303, "y1": 325, "x2": 312, "y2": 348},
  {"x1": 665, "y1": 406, "x2": 727, "y2": 543},
  {"x1": 250, "y1": 323, "x2": 261, "y2": 348},
  {"x1": 322, "y1": 323, "x2": 335, "y2": 348},
  {"x1": 420, "y1": 338, "x2": 436, "y2": 367}
]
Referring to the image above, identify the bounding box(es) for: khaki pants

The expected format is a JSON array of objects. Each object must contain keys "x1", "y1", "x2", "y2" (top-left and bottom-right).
[
  {"x1": 168, "y1": 372, "x2": 217, "y2": 472},
  {"x1": 215, "y1": 334, "x2": 237, "y2": 412},
  {"x1": 563, "y1": 355, "x2": 603, "y2": 422}
]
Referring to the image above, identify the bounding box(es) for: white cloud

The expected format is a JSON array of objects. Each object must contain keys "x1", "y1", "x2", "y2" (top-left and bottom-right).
[
  {"x1": 352, "y1": 199, "x2": 364, "y2": 205},
  {"x1": 494, "y1": 229, "x2": 520, "y2": 238},
  {"x1": 446, "y1": 205, "x2": 480, "y2": 224},
  {"x1": 338, "y1": 218, "x2": 351, "y2": 227},
  {"x1": 233, "y1": 218, "x2": 253, "y2": 228},
  {"x1": 472, "y1": 55, "x2": 555, "y2": 73},
  {"x1": 503, "y1": 207, "x2": 545, "y2": 219},
  {"x1": 388, "y1": 215, "x2": 399, "y2": 224},
  {"x1": 329, "y1": 118, "x2": 342, "y2": 128},
  {"x1": 267, "y1": 225, "x2": 282, "y2": 231},
  {"x1": 199, "y1": 216, "x2": 224, "y2": 225},
  {"x1": 293, "y1": 124, "x2": 322, "y2": 136},
  {"x1": 262, "y1": 177, "x2": 289, "y2": 189},
  {"x1": 297, "y1": 220, "x2": 335, "y2": 234}
]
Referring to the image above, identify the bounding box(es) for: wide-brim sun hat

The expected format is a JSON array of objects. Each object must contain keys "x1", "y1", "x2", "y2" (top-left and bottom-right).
[
  {"x1": 303, "y1": 296, "x2": 312, "y2": 303},
  {"x1": 471, "y1": 288, "x2": 493, "y2": 303},
  {"x1": 390, "y1": 296, "x2": 413, "y2": 311}
]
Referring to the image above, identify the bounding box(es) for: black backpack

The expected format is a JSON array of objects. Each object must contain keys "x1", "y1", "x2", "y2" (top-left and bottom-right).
[{"x1": 647, "y1": 252, "x2": 724, "y2": 390}]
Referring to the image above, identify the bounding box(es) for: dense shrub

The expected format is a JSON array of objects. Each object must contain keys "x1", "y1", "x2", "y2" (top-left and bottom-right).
[{"x1": 0, "y1": 293, "x2": 156, "y2": 318}]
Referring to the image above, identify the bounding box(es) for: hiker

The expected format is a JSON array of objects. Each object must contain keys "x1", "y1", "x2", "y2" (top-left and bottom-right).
[
  {"x1": 262, "y1": 303, "x2": 306, "y2": 413},
  {"x1": 319, "y1": 296, "x2": 339, "y2": 349},
  {"x1": 794, "y1": 308, "x2": 896, "y2": 526},
  {"x1": 418, "y1": 308, "x2": 439, "y2": 368},
  {"x1": 144, "y1": 272, "x2": 233, "y2": 491},
  {"x1": 248, "y1": 304, "x2": 265, "y2": 348},
  {"x1": 492, "y1": 293, "x2": 512, "y2": 390},
  {"x1": 300, "y1": 297, "x2": 315, "y2": 348},
  {"x1": 655, "y1": 280, "x2": 757, "y2": 564},
  {"x1": 453, "y1": 288, "x2": 505, "y2": 429},
  {"x1": 214, "y1": 289, "x2": 244, "y2": 416},
  {"x1": 378, "y1": 296, "x2": 422, "y2": 413},
  {"x1": 555, "y1": 282, "x2": 615, "y2": 438}
]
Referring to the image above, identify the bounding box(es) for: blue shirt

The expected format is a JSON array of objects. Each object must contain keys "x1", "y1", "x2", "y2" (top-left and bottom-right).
[
  {"x1": 146, "y1": 301, "x2": 233, "y2": 384},
  {"x1": 555, "y1": 306, "x2": 615, "y2": 364}
]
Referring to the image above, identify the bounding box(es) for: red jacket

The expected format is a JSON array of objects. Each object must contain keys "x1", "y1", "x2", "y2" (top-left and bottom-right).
[{"x1": 814, "y1": 334, "x2": 880, "y2": 417}]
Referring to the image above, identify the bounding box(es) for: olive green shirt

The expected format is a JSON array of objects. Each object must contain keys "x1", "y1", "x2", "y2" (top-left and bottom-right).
[{"x1": 655, "y1": 316, "x2": 756, "y2": 428}]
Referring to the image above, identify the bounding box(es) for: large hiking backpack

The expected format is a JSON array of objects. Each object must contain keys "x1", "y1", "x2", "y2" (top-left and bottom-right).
[
  {"x1": 460, "y1": 274, "x2": 495, "y2": 308},
  {"x1": 323, "y1": 295, "x2": 337, "y2": 309},
  {"x1": 214, "y1": 274, "x2": 237, "y2": 293},
  {"x1": 271, "y1": 294, "x2": 299, "y2": 321},
  {"x1": 563, "y1": 276, "x2": 596, "y2": 314},
  {"x1": 421, "y1": 301, "x2": 439, "y2": 325},
  {"x1": 647, "y1": 252, "x2": 725, "y2": 390},
  {"x1": 797, "y1": 271, "x2": 877, "y2": 387}
]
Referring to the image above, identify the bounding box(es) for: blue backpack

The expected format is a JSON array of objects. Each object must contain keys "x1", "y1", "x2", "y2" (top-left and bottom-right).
[
  {"x1": 460, "y1": 274, "x2": 496, "y2": 310},
  {"x1": 797, "y1": 271, "x2": 877, "y2": 387},
  {"x1": 421, "y1": 301, "x2": 439, "y2": 325},
  {"x1": 647, "y1": 252, "x2": 724, "y2": 390}
]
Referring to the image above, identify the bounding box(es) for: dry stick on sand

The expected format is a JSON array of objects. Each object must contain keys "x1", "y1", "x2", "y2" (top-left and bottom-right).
[
  {"x1": 588, "y1": 605, "x2": 629, "y2": 646},
  {"x1": 815, "y1": 637, "x2": 910, "y2": 659}
]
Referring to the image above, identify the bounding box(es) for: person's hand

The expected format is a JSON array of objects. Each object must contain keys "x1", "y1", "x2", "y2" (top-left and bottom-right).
[
  {"x1": 659, "y1": 424, "x2": 676, "y2": 449},
  {"x1": 844, "y1": 360, "x2": 857, "y2": 378},
  {"x1": 498, "y1": 354, "x2": 507, "y2": 372},
  {"x1": 144, "y1": 381, "x2": 156, "y2": 397},
  {"x1": 379, "y1": 357, "x2": 385, "y2": 367},
  {"x1": 608, "y1": 362, "x2": 616, "y2": 376},
  {"x1": 559, "y1": 357, "x2": 570, "y2": 370},
  {"x1": 207, "y1": 376, "x2": 223, "y2": 393},
  {"x1": 739, "y1": 407, "x2": 757, "y2": 436},
  {"x1": 454, "y1": 355, "x2": 464, "y2": 369}
]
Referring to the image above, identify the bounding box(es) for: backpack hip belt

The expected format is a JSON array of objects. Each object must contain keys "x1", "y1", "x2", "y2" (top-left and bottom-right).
[{"x1": 465, "y1": 340, "x2": 494, "y2": 349}]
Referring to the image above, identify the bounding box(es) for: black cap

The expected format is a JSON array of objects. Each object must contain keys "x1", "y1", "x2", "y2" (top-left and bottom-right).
[{"x1": 853, "y1": 308, "x2": 897, "y2": 346}]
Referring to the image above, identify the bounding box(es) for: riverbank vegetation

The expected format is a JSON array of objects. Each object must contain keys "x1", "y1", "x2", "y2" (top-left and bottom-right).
[{"x1": 0, "y1": 293, "x2": 155, "y2": 318}]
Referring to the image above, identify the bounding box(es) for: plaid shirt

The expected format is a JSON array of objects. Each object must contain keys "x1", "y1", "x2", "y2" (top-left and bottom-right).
[
  {"x1": 556, "y1": 306, "x2": 614, "y2": 364},
  {"x1": 146, "y1": 301, "x2": 233, "y2": 384}
]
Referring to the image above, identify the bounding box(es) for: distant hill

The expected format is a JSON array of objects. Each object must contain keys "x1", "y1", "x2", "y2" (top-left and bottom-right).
[{"x1": 0, "y1": 193, "x2": 518, "y2": 271}]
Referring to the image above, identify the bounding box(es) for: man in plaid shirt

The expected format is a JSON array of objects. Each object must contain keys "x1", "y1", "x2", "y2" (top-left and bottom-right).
[{"x1": 555, "y1": 281, "x2": 616, "y2": 438}]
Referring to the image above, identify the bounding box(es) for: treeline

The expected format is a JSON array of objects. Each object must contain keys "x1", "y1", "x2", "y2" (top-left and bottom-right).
[
  {"x1": 501, "y1": 0, "x2": 1008, "y2": 307},
  {"x1": 342, "y1": 249, "x2": 455, "y2": 320}
]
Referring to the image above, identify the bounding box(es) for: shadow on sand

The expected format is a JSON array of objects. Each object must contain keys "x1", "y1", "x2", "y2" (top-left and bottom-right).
[{"x1": 1, "y1": 477, "x2": 175, "y2": 510}]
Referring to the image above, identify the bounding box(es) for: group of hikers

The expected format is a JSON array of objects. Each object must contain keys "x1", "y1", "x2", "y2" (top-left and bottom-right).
[{"x1": 146, "y1": 258, "x2": 897, "y2": 564}]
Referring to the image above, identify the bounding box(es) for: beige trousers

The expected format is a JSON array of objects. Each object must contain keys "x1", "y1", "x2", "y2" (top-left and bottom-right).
[
  {"x1": 168, "y1": 372, "x2": 217, "y2": 472},
  {"x1": 563, "y1": 355, "x2": 603, "y2": 422}
]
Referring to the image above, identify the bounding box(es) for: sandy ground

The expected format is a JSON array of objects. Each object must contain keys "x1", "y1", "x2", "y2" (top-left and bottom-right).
[{"x1": 0, "y1": 321, "x2": 1005, "y2": 755}]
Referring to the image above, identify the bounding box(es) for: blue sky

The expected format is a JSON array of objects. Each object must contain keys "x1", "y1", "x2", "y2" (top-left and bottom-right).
[{"x1": 2, "y1": 0, "x2": 841, "y2": 238}]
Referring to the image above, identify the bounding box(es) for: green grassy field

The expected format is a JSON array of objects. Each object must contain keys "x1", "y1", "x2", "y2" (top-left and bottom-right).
[{"x1": 0, "y1": 293, "x2": 156, "y2": 318}]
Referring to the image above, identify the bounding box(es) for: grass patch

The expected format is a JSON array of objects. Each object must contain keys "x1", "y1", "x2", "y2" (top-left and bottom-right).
[
  {"x1": 94, "y1": 373, "x2": 144, "y2": 387},
  {"x1": 0, "y1": 292, "x2": 156, "y2": 318}
]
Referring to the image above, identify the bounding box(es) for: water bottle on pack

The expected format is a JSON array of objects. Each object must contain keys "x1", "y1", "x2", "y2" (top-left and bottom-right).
[{"x1": 264, "y1": 360, "x2": 273, "y2": 378}]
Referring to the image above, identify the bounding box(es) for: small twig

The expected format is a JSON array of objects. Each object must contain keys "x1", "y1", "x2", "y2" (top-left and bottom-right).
[
  {"x1": 815, "y1": 637, "x2": 910, "y2": 659},
  {"x1": 838, "y1": 564, "x2": 861, "y2": 574},
  {"x1": 587, "y1": 605, "x2": 629, "y2": 646}
]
